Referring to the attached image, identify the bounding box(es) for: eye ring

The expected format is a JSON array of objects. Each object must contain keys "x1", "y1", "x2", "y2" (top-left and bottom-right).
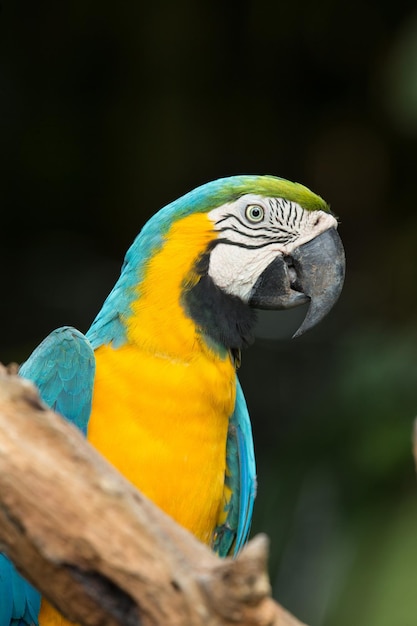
[{"x1": 245, "y1": 204, "x2": 265, "y2": 223}]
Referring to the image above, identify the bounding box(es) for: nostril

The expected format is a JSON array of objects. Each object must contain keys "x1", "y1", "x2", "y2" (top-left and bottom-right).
[
  {"x1": 284, "y1": 256, "x2": 297, "y2": 288},
  {"x1": 289, "y1": 266, "x2": 297, "y2": 285}
]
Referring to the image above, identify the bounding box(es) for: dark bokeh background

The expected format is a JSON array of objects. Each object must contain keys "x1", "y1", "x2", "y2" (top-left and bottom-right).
[{"x1": 2, "y1": 2, "x2": 417, "y2": 624}]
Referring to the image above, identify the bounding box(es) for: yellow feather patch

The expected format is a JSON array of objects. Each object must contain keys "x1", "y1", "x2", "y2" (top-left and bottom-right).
[
  {"x1": 38, "y1": 602, "x2": 76, "y2": 626},
  {"x1": 126, "y1": 212, "x2": 217, "y2": 359}
]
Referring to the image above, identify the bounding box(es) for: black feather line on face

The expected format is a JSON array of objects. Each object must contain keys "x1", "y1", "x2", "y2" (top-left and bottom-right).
[
  {"x1": 182, "y1": 248, "x2": 257, "y2": 351},
  {"x1": 214, "y1": 237, "x2": 287, "y2": 250},
  {"x1": 214, "y1": 211, "x2": 296, "y2": 245},
  {"x1": 217, "y1": 227, "x2": 293, "y2": 244}
]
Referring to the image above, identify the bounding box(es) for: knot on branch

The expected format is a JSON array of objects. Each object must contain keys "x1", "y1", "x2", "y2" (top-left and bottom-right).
[{"x1": 199, "y1": 535, "x2": 274, "y2": 624}]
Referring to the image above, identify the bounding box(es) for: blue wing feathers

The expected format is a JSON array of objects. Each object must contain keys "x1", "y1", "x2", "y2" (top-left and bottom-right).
[
  {"x1": 235, "y1": 423, "x2": 257, "y2": 553},
  {"x1": 213, "y1": 376, "x2": 257, "y2": 558},
  {"x1": 232, "y1": 378, "x2": 257, "y2": 554},
  {"x1": 19, "y1": 326, "x2": 95, "y2": 435},
  {"x1": 0, "y1": 556, "x2": 41, "y2": 626}
]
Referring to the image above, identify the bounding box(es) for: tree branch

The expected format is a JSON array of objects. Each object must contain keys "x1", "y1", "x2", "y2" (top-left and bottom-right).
[{"x1": 0, "y1": 365, "x2": 306, "y2": 626}]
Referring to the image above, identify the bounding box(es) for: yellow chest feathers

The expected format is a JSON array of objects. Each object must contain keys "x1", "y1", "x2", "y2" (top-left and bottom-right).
[{"x1": 88, "y1": 342, "x2": 236, "y2": 543}]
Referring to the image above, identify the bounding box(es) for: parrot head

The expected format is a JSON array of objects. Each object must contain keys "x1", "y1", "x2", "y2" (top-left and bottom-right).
[
  {"x1": 176, "y1": 175, "x2": 345, "y2": 348},
  {"x1": 194, "y1": 180, "x2": 344, "y2": 340},
  {"x1": 88, "y1": 175, "x2": 345, "y2": 352}
]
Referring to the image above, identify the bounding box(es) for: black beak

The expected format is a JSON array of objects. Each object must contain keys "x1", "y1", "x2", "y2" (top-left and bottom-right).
[{"x1": 249, "y1": 228, "x2": 345, "y2": 337}]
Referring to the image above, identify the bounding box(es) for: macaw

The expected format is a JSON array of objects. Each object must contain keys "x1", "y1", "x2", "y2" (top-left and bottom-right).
[{"x1": 0, "y1": 175, "x2": 345, "y2": 626}]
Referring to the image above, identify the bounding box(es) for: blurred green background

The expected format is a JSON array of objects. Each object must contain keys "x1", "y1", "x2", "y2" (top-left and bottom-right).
[{"x1": 2, "y1": 2, "x2": 417, "y2": 624}]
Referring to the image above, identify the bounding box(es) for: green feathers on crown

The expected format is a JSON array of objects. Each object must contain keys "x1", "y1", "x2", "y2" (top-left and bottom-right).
[{"x1": 180, "y1": 175, "x2": 330, "y2": 215}]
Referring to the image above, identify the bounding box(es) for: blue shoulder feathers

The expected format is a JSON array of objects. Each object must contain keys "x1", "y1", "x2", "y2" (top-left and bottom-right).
[{"x1": 19, "y1": 326, "x2": 95, "y2": 435}]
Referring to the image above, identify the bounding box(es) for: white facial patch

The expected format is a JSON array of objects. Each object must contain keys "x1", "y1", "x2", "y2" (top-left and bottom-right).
[{"x1": 207, "y1": 194, "x2": 337, "y2": 301}]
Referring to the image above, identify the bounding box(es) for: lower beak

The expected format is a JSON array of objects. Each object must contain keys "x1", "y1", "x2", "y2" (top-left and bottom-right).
[{"x1": 249, "y1": 228, "x2": 345, "y2": 337}]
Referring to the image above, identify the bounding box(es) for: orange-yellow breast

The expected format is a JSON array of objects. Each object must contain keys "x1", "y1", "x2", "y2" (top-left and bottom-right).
[
  {"x1": 40, "y1": 212, "x2": 236, "y2": 626},
  {"x1": 89, "y1": 339, "x2": 235, "y2": 540}
]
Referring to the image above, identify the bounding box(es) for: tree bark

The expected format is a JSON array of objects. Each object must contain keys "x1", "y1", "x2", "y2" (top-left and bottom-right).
[{"x1": 0, "y1": 365, "x2": 306, "y2": 626}]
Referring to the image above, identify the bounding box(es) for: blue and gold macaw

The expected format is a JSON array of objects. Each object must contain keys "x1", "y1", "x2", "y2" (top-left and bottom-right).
[{"x1": 1, "y1": 175, "x2": 345, "y2": 626}]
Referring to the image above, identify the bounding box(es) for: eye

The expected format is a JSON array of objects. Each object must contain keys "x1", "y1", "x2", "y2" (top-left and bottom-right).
[{"x1": 245, "y1": 204, "x2": 264, "y2": 223}]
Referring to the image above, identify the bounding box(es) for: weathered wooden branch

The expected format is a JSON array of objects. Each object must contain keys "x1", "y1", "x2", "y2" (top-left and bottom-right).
[{"x1": 0, "y1": 365, "x2": 306, "y2": 626}]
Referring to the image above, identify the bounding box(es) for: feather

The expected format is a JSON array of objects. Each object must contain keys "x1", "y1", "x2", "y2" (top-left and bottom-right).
[
  {"x1": 20, "y1": 326, "x2": 95, "y2": 435},
  {"x1": 0, "y1": 555, "x2": 41, "y2": 626},
  {"x1": 213, "y1": 377, "x2": 257, "y2": 557}
]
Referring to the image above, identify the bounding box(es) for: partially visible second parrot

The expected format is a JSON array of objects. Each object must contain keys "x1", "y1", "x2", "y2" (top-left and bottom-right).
[{"x1": 0, "y1": 175, "x2": 345, "y2": 626}]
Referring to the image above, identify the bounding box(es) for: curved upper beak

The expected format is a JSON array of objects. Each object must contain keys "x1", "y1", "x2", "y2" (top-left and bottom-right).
[{"x1": 249, "y1": 227, "x2": 345, "y2": 338}]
